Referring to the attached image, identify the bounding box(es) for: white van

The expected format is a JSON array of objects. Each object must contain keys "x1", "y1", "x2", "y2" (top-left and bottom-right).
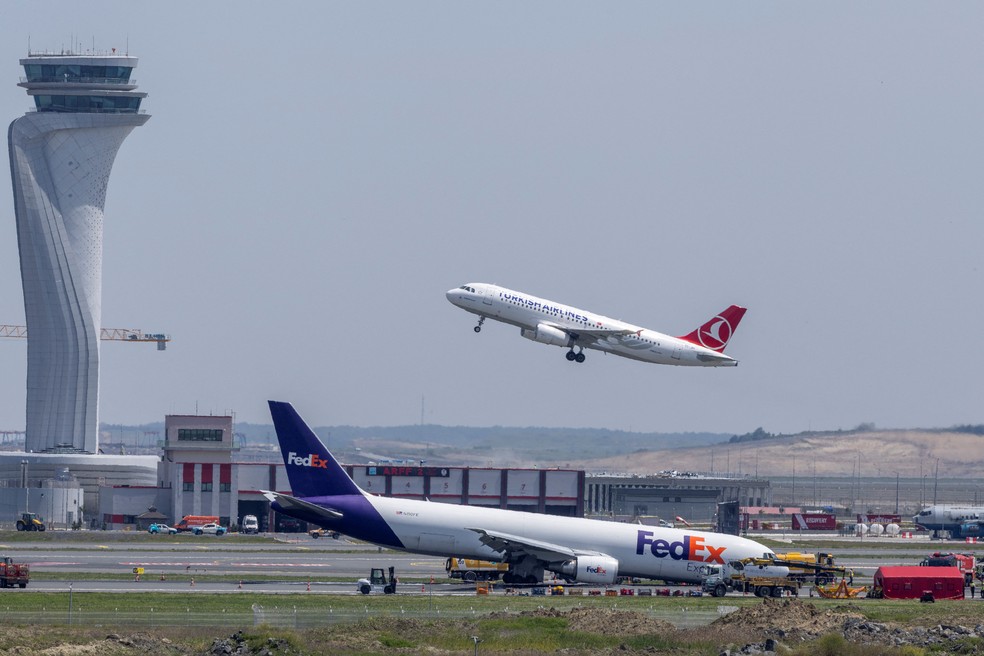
[{"x1": 241, "y1": 515, "x2": 259, "y2": 534}]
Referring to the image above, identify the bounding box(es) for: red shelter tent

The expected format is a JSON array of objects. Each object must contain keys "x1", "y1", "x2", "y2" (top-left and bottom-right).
[{"x1": 873, "y1": 566, "x2": 964, "y2": 600}]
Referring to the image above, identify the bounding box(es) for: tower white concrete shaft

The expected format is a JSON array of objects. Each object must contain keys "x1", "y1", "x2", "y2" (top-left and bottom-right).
[{"x1": 8, "y1": 51, "x2": 149, "y2": 454}]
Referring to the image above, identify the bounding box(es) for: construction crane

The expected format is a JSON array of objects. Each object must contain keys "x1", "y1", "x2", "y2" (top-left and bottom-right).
[{"x1": 0, "y1": 325, "x2": 170, "y2": 350}]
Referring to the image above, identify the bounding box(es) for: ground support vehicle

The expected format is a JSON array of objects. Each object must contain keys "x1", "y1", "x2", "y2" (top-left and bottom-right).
[
  {"x1": 241, "y1": 515, "x2": 259, "y2": 534},
  {"x1": 446, "y1": 557, "x2": 509, "y2": 582},
  {"x1": 357, "y1": 567, "x2": 397, "y2": 594},
  {"x1": 708, "y1": 573, "x2": 799, "y2": 598},
  {"x1": 0, "y1": 556, "x2": 29, "y2": 588},
  {"x1": 15, "y1": 513, "x2": 44, "y2": 532},
  {"x1": 192, "y1": 523, "x2": 227, "y2": 536},
  {"x1": 701, "y1": 558, "x2": 798, "y2": 598},
  {"x1": 147, "y1": 523, "x2": 178, "y2": 535},
  {"x1": 815, "y1": 580, "x2": 867, "y2": 599},
  {"x1": 773, "y1": 552, "x2": 846, "y2": 585},
  {"x1": 174, "y1": 515, "x2": 219, "y2": 532},
  {"x1": 920, "y1": 552, "x2": 977, "y2": 586},
  {"x1": 309, "y1": 528, "x2": 340, "y2": 539}
]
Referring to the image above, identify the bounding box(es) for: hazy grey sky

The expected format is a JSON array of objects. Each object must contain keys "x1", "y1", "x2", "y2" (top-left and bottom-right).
[{"x1": 0, "y1": 3, "x2": 981, "y2": 435}]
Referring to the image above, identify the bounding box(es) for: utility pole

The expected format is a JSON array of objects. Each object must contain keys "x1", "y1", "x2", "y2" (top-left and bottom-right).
[{"x1": 894, "y1": 472, "x2": 900, "y2": 515}]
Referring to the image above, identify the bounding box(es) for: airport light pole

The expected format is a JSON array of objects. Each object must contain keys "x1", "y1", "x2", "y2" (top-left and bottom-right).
[
  {"x1": 20, "y1": 460, "x2": 28, "y2": 513},
  {"x1": 894, "y1": 472, "x2": 899, "y2": 515}
]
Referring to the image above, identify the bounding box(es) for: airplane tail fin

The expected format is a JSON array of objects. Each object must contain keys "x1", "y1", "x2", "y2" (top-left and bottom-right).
[
  {"x1": 677, "y1": 305, "x2": 747, "y2": 352},
  {"x1": 268, "y1": 401, "x2": 362, "y2": 499}
]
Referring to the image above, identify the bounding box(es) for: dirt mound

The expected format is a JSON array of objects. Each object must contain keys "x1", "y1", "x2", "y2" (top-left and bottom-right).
[
  {"x1": 566, "y1": 607, "x2": 676, "y2": 636},
  {"x1": 518, "y1": 607, "x2": 676, "y2": 636},
  {"x1": 713, "y1": 598, "x2": 865, "y2": 638}
]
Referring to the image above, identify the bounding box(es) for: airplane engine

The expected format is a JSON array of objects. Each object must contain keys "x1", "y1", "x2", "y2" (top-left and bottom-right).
[
  {"x1": 558, "y1": 555, "x2": 619, "y2": 584},
  {"x1": 520, "y1": 324, "x2": 573, "y2": 348}
]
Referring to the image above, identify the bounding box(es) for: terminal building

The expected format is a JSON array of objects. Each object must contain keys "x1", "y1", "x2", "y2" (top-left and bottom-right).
[
  {"x1": 585, "y1": 474, "x2": 771, "y2": 524},
  {"x1": 98, "y1": 414, "x2": 585, "y2": 530},
  {"x1": 98, "y1": 414, "x2": 763, "y2": 532}
]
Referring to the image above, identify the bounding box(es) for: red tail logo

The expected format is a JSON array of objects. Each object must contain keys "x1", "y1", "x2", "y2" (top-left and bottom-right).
[{"x1": 678, "y1": 305, "x2": 746, "y2": 352}]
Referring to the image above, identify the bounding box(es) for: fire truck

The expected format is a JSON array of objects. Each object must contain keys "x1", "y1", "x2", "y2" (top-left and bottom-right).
[
  {"x1": 0, "y1": 556, "x2": 29, "y2": 588},
  {"x1": 920, "y1": 552, "x2": 977, "y2": 586}
]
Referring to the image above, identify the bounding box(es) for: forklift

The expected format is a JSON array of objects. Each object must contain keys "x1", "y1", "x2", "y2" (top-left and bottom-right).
[{"x1": 357, "y1": 566, "x2": 397, "y2": 594}]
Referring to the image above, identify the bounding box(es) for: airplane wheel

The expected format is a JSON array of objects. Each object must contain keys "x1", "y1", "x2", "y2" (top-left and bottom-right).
[
  {"x1": 575, "y1": 353, "x2": 585, "y2": 363},
  {"x1": 565, "y1": 351, "x2": 576, "y2": 361},
  {"x1": 474, "y1": 326, "x2": 481, "y2": 333}
]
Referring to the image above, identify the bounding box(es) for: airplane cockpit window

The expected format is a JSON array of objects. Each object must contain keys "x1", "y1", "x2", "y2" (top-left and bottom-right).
[{"x1": 458, "y1": 286, "x2": 476, "y2": 293}]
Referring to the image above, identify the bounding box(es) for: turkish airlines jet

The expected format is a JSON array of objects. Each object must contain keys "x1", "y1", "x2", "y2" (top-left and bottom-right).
[
  {"x1": 446, "y1": 283, "x2": 746, "y2": 366},
  {"x1": 263, "y1": 401, "x2": 773, "y2": 585}
]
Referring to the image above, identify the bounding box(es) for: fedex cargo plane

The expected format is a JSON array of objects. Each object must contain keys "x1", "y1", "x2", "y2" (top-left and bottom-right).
[
  {"x1": 264, "y1": 401, "x2": 773, "y2": 585},
  {"x1": 446, "y1": 283, "x2": 746, "y2": 366}
]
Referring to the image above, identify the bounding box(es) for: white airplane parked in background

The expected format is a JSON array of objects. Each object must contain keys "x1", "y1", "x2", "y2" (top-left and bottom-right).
[
  {"x1": 264, "y1": 401, "x2": 774, "y2": 585},
  {"x1": 446, "y1": 283, "x2": 746, "y2": 366},
  {"x1": 914, "y1": 505, "x2": 984, "y2": 538}
]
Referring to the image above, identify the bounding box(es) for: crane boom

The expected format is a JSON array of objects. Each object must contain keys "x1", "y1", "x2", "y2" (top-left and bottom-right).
[{"x1": 0, "y1": 325, "x2": 170, "y2": 350}]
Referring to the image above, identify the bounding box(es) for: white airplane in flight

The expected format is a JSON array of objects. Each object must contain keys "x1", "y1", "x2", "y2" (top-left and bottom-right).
[
  {"x1": 263, "y1": 401, "x2": 774, "y2": 585},
  {"x1": 446, "y1": 283, "x2": 746, "y2": 366}
]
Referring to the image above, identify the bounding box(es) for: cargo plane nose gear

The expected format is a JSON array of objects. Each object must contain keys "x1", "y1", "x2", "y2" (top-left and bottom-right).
[
  {"x1": 565, "y1": 348, "x2": 585, "y2": 363},
  {"x1": 474, "y1": 316, "x2": 485, "y2": 333}
]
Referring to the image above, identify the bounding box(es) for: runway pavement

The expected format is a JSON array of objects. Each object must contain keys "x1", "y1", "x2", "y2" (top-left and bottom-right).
[{"x1": 0, "y1": 531, "x2": 965, "y2": 596}]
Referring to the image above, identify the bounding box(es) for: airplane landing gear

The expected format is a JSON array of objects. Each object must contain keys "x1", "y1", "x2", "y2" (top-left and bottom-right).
[
  {"x1": 474, "y1": 316, "x2": 485, "y2": 333},
  {"x1": 566, "y1": 348, "x2": 586, "y2": 363}
]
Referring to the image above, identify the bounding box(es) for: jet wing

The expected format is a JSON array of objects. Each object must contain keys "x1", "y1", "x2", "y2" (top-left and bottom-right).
[
  {"x1": 539, "y1": 321, "x2": 637, "y2": 341},
  {"x1": 467, "y1": 528, "x2": 606, "y2": 564},
  {"x1": 261, "y1": 490, "x2": 344, "y2": 521},
  {"x1": 570, "y1": 327, "x2": 638, "y2": 338}
]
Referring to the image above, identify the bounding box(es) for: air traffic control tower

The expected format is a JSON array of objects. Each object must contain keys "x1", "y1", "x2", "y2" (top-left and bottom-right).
[{"x1": 8, "y1": 51, "x2": 149, "y2": 453}]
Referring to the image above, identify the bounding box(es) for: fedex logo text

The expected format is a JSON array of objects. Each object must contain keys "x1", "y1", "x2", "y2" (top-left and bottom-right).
[
  {"x1": 586, "y1": 565, "x2": 607, "y2": 575},
  {"x1": 287, "y1": 452, "x2": 328, "y2": 468},
  {"x1": 635, "y1": 531, "x2": 726, "y2": 564}
]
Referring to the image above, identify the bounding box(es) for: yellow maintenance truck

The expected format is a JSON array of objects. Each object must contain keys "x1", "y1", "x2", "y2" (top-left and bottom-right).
[{"x1": 446, "y1": 557, "x2": 509, "y2": 582}]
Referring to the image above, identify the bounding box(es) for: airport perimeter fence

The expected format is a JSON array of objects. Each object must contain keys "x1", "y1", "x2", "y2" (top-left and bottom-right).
[{"x1": 0, "y1": 604, "x2": 738, "y2": 630}]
